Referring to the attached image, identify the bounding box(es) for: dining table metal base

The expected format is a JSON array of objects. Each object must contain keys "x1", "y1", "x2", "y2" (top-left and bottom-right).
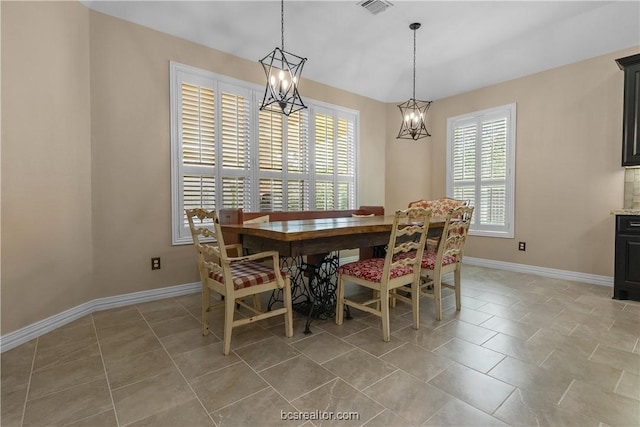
[{"x1": 267, "y1": 252, "x2": 349, "y2": 333}]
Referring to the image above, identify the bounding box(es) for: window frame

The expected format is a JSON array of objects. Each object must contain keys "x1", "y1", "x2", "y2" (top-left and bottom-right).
[
  {"x1": 446, "y1": 103, "x2": 516, "y2": 238},
  {"x1": 170, "y1": 61, "x2": 360, "y2": 245}
]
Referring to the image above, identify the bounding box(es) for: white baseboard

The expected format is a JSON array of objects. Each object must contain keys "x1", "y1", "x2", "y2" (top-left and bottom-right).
[
  {"x1": 0, "y1": 282, "x2": 201, "y2": 353},
  {"x1": 463, "y1": 256, "x2": 614, "y2": 287},
  {"x1": 345, "y1": 255, "x2": 613, "y2": 288},
  {"x1": 0, "y1": 257, "x2": 614, "y2": 353}
]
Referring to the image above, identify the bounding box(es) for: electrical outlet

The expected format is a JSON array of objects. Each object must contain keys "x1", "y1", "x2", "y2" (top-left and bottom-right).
[
  {"x1": 151, "y1": 257, "x2": 161, "y2": 270},
  {"x1": 518, "y1": 242, "x2": 526, "y2": 251}
]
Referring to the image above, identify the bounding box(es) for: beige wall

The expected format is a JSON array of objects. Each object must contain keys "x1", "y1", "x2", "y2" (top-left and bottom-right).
[
  {"x1": 384, "y1": 103, "x2": 434, "y2": 211},
  {"x1": 2, "y1": 1, "x2": 93, "y2": 334},
  {"x1": 1, "y1": 2, "x2": 386, "y2": 335},
  {"x1": 386, "y1": 47, "x2": 639, "y2": 277},
  {"x1": 88, "y1": 11, "x2": 386, "y2": 300},
  {"x1": 2, "y1": 0, "x2": 636, "y2": 337}
]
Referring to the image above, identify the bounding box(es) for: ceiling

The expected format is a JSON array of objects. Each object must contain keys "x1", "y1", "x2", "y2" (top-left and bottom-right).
[{"x1": 83, "y1": 1, "x2": 640, "y2": 103}]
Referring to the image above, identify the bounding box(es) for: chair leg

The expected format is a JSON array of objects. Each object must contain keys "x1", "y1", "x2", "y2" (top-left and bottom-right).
[
  {"x1": 252, "y1": 294, "x2": 262, "y2": 311},
  {"x1": 373, "y1": 289, "x2": 381, "y2": 311},
  {"x1": 411, "y1": 279, "x2": 419, "y2": 330},
  {"x1": 283, "y1": 279, "x2": 294, "y2": 338},
  {"x1": 381, "y1": 288, "x2": 390, "y2": 342},
  {"x1": 336, "y1": 274, "x2": 345, "y2": 325},
  {"x1": 434, "y1": 274, "x2": 442, "y2": 321},
  {"x1": 201, "y1": 286, "x2": 210, "y2": 336},
  {"x1": 454, "y1": 266, "x2": 462, "y2": 311},
  {"x1": 223, "y1": 297, "x2": 234, "y2": 356},
  {"x1": 390, "y1": 289, "x2": 397, "y2": 308}
]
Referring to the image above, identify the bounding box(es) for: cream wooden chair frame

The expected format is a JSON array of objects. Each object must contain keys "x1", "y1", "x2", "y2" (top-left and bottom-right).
[
  {"x1": 186, "y1": 209, "x2": 293, "y2": 355},
  {"x1": 335, "y1": 208, "x2": 431, "y2": 342},
  {"x1": 420, "y1": 206, "x2": 474, "y2": 320}
]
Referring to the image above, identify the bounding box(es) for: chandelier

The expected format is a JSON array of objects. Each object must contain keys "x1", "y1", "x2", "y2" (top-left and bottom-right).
[
  {"x1": 397, "y1": 23, "x2": 432, "y2": 140},
  {"x1": 259, "y1": 0, "x2": 307, "y2": 116}
]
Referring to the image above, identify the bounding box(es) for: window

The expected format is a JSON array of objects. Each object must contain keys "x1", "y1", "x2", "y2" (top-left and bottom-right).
[
  {"x1": 446, "y1": 104, "x2": 516, "y2": 238},
  {"x1": 170, "y1": 62, "x2": 359, "y2": 244}
]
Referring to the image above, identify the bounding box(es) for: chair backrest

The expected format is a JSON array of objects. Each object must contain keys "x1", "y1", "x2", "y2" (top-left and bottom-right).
[
  {"x1": 382, "y1": 207, "x2": 432, "y2": 285},
  {"x1": 185, "y1": 208, "x2": 228, "y2": 283},
  {"x1": 436, "y1": 206, "x2": 474, "y2": 265},
  {"x1": 408, "y1": 197, "x2": 469, "y2": 218}
]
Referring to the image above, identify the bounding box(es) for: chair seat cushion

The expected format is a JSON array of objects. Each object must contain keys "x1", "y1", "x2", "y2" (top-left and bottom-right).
[
  {"x1": 210, "y1": 261, "x2": 288, "y2": 290},
  {"x1": 420, "y1": 251, "x2": 457, "y2": 270},
  {"x1": 393, "y1": 251, "x2": 457, "y2": 270},
  {"x1": 338, "y1": 258, "x2": 414, "y2": 283}
]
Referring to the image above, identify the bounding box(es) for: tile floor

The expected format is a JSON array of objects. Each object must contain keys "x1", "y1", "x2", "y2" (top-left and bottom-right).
[{"x1": 2, "y1": 265, "x2": 639, "y2": 426}]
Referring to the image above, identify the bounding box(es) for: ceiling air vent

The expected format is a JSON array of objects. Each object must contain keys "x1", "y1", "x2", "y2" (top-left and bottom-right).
[{"x1": 358, "y1": 0, "x2": 393, "y2": 15}]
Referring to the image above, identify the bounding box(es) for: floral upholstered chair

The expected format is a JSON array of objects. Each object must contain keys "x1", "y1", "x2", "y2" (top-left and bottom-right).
[
  {"x1": 335, "y1": 207, "x2": 432, "y2": 342},
  {"x1": 408, "y1": 197, "x2": 469, "y2": 217},
  {"x1": 408, "y1": 197, "x2": 469, "y2": 250},
  {"x1": 186, "y1": 209, "x2": 293, "y2": 355},
  {"x1": 418, "y1": 206, "x2": 474, "y2": 320}
]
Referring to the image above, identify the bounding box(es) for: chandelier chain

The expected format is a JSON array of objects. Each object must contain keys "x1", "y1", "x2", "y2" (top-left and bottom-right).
[
  {"x1": 281, "y1": 0, "x2": 285, "y2": 51},
  {"x1": 412, "y1": 25, "x2": 416, "y2": 100}
]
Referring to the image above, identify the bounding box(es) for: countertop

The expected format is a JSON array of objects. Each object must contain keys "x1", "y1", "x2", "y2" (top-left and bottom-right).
[{"x1": 610, "y1": 209, "x2": 640, "y2": 216}]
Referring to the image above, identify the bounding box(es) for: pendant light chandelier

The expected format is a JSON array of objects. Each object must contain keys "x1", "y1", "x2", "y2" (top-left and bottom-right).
[
  {"x1": 397, "y1": 22, "x2": 432, "y2": 140},
  {"x1": 259, "y1": 0, "x2": 307, "y2": 116}
]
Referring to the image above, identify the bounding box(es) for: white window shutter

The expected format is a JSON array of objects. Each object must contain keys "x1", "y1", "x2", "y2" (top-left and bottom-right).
[
  {"x1": 171, "y1": 62, "x2": 359, "y2": 244},
  {"x1": 258, "y1": 109, "x2": 283, "y2": 172},
  {"x1": 337, "y1": 116, "x2": 356, "y2": 210},
  {"x1": 219, "y1": 87, "x2": 251, "y2": 209},
  {"x1": 258, "y1": 109, "x2": 309, "y2": 211},
  {"x1": 447, "y1": 104, "x2": 516, "y2": 238},
  {"x1": 174, "y1": 75, "x2": 217, "y2": 243}
]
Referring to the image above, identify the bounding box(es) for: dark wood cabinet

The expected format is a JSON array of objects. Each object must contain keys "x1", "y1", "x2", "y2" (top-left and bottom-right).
[
  {"x1": 614, "y1": 215, "x2": 640, "y2": 300},
  {"x1": 616, "y1": 54, "x2": 640, "y2": 167}
]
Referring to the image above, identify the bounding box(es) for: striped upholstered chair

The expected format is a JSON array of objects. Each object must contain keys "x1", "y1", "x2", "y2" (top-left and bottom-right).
[{"x1": 186, "y1": 209, "x2": 293, "y2": 355}]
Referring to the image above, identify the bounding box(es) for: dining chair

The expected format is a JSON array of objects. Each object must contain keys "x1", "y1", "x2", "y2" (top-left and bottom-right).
[
  {"x1": 408, "y1": 197, "x2": 469, "y2": 250},
  {"x1": 407, "y1": 197, "x2": 469, "y2": 216},
  {"x1": 335, "y1": 207, "x2": 431, "y2": 342},
  {"x1": 418, "y1": 206, "x2": 474, "y2": 320},
  {"x1": 239, "y1": 214, "x2": 271, "y2": 310},
  {"x1": 186, "y1": 208, "x2": 293, "y2": 355}
]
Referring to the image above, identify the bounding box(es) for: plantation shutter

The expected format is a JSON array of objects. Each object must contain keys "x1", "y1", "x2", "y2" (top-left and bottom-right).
[
  {"x1": 171, "y1": 62, "x2": 359, "y2": 244},
  {"x1": 452, "y1": 123, "x2": 477, "y2": 224},
  {"x1": 285, "y1": 111, "x2": 309, "y2": 210},
  {"x1": 448, "y1": 104, "x2": 515, "y2": 237},
  {"x1": 177, "y1": 78, "x2": 216, "y2": 240},
  {"x1": 336, "y1": 115, "x2": 356, "y2": 210},
  {"x1": 258, "y1": 110, "x2": 283, "y2": 172},
  {"x1": 257, "y1": 109, "x2": 283, "y2": 211},
  {"x1": 314, "y1": 112, "x2": 335, "y2": 210},
  {"x1": 479, "y1": 118, "x2": 508, "y2": 227},
  {"x1": 219, "y1": 86, "x2": 251, "y2": 209},
  {"x1": 257, "y1": 109, "x2": 309, "y2": 212}
]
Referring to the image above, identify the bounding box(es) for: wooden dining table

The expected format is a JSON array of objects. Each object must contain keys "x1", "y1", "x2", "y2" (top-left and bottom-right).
[
  {"x1": 220, "y1": 214, "x2": 446, "y2": 257},
  {"x1": 220, "y1": 215, "x2": 446, "y2": 333}
]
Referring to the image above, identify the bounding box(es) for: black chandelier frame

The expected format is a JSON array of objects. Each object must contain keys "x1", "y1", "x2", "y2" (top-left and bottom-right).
[
  {"x1": 259, "y1": 0, "x2": 307, "y2": 116},
  {"x1": 397, "y1": 22, "x2": 432, "y2": 141}
]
